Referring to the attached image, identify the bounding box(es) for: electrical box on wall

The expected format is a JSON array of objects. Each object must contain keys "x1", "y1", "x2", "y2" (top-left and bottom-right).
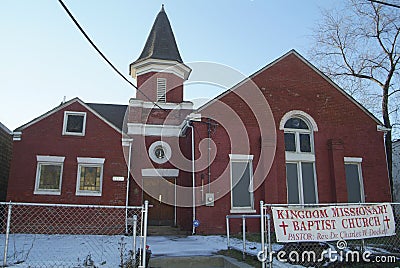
[{"x1": 205, "y1": 193, "x2": 214, "y2": 206}]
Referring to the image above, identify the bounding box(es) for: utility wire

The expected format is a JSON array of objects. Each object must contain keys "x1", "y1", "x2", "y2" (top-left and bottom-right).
[
  {"x1": 57, "y1": 0, "x2": 166, "y2": 111},
  {"x1": 368, "y1": 0, "x2": 400, "y2": 8}
]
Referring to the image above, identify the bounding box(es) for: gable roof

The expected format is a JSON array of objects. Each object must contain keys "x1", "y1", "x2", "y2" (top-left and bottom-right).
[
  {"x1": 86, "y1": 103, "x2": 127, "y2": 130},
  {"x1": 14, "y1": 98, "x2": 127, "y2": 134},
  {"x1": 196, "y1": 49, "x2": 382, "y2": 126},
  {"x1": 0, "y1": 122, "x2": 11, "y2": 135},
  {"x1": 130, "y1": 5, "x2": 183, "y2": 66}
]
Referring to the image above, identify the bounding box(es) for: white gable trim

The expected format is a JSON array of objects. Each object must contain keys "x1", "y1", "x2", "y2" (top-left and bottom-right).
[
  {"x1": 197, "y1": 50, "x2": 382, "y2": 126},
  {"x1": 15, "y1": 98, "x2": 123, "y2": 135}
]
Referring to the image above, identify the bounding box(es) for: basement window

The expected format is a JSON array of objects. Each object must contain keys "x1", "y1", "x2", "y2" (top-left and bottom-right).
[{"x1": 62, "y1": 111, "x2": 87, "y2": 136}]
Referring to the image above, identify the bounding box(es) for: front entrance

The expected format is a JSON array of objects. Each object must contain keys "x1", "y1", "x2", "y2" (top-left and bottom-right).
[{"x1": 143, "y1": 177, "x2": 176, "y2": 226}]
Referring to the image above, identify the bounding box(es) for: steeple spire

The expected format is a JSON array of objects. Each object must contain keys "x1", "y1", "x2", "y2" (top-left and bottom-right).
[
  {"x1": 131, "y1": 5, "x2": 183, "y2": 65},
  {"x1": 129, "y1": 6, "x2": 191, "y2": 104}
]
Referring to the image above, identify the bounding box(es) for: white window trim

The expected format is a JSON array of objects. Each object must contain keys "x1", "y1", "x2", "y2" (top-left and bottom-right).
[
  {"x1": 75, "y1": 157, "x2": 105, "y2": 196},
  {"x1": 62, "y1": 111, "x2": 87, "y2": 136},
  {"x1": 37, "y1": 155, "x2": 65, "y2": 163},
  {"x1": 286, "y1": 161, "x2": 319, "y2": 204},
  {"x1": 77, "y1": 157, "x2": 105, "y2": 165},
  {"x1": 34, "y1": 155, "x2": 65, "y2": 195},
  {"x1": 229, "y1": 154, "x2": 254, "y2": 161},
  {"x1": 229, "y1": 154, "x2": 255, "y2": 212},
  {"x1": 344, "y1": 159, "x2": 365, "y2": 203},
  {"x1": 285, "y1": 152, "x2": 315, "y2": 162},
  {"x1": 279, "y1": 110, "x2": 318, "y2": 131},
  {"x1": 344, "y1": 157, "x2": 363, "y2": 163}
]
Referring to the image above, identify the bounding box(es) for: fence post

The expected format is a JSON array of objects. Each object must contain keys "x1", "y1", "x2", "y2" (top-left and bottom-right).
[
  {"x1": 226, "y1": 216, "x2": 230, "y2": 249},
  {"x1": 140, "y1": 200, "x2": 149, "y2": 268},
  {"x1": 132, "y1": 215, "x2": 137, "y2": 264},
  {"x1": 242, "y1": 215, "x2": 246, "y2": 260},
  {"x1": 260, "y1": 201, "x2": 265, "y2": 268},
  {"x1": 267, "y1": 213, "x2": 272, "y2": 268},
  {"x1": 3, "y1": 202, "x2": 12, "y2": 268}
]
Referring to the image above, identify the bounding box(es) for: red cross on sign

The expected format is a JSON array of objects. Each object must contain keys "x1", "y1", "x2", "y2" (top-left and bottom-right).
[
  {"x1": 279, "y1": 221, "x2": 289, "y2": 235},
  {"x1": 383, "y1": 216, "x2": 390, "y2": 229}
]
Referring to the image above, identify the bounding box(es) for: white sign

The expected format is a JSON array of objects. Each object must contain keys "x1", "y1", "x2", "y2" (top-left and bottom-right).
[
  {"x1": 272, "y1": 203, "x2": 395, "y2": 242},
  {"x1": 112, "y1": 176, "x2": 124, "y2": 182}
]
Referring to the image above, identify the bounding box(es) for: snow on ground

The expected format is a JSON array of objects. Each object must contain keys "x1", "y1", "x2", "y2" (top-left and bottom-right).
[{"x1": 0, "y1": 234, "x2": 292, "y2": 267}]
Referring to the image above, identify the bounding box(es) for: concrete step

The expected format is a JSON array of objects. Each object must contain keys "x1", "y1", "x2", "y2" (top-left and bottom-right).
[{"x1": 147, "y1": 226, "x2": 189, "y2": 236}]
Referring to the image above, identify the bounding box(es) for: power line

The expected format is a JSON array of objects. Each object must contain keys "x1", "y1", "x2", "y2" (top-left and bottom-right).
[
  {"x1": 368, "y1": 0, "x2": 400, "y2": 9},
  {"x1": 57, "y1": 0, "x2": 167, "y2": 111}
]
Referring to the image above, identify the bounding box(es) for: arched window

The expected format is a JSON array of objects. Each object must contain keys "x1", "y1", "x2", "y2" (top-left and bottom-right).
[{"x1": 282, "y1": 113, "x2": 318, "y2": 205}]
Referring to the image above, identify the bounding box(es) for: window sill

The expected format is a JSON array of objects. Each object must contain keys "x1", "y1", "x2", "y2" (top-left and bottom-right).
[
  {"x1": 62, "y1": 132, "x2": 85, "y2": 137},
  {"x1": 230, "y1": 209, "x2": 256, "y2": 214},
  {"x1": 76, "y1": 191, "x2": 102, "y2": 197},
  {"x1": 34, "y1": 190, "x2": 61, "y2": 196}
]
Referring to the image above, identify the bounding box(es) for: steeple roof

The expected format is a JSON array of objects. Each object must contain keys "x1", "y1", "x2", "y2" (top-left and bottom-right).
[{"x1": 133, "y1": 5, "x2": 183, "y2": 64}]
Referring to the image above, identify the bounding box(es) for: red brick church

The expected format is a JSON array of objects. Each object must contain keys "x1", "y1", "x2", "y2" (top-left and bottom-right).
[{"x1": 7, "y1": 6, "x2": 392, "y2": 234}]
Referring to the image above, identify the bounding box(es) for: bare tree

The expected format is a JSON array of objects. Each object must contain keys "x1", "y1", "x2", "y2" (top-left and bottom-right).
[{"x1": 310, "y1": 0, "x2": 399, "y2": 199}]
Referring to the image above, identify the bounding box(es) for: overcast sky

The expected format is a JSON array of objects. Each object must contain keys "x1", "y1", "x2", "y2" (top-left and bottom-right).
[{"x1": 0, "y1": 0, "x2": 342, "y2": 131}]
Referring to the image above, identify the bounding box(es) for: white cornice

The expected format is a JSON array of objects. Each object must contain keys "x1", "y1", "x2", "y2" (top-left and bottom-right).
[
  {"x1": 130, "y1": 59, "x2": 192, "y2": 80},
  {"x1": 129, "y1": 99, "x2": 193, "y2": 110},
  {"x1": 127, "y1": 123, "x2": 183, "y2": 137}
]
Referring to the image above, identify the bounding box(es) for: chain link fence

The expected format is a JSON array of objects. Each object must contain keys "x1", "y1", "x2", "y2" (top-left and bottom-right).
[
  {"x1": 260, "y1": 202, "x2": 400, "y2": 267},
  {"x1": 0, "y1": 201, "x2": 149, "y2": 268}
]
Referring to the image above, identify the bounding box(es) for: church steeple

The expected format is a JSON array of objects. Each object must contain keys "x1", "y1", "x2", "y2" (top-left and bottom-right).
[
  {"x1": 132, "y1": 5, "x2": 183, "y2": 65},
  {"x1": 130, "y1": 5, "x2": 191, "y2": 104}
]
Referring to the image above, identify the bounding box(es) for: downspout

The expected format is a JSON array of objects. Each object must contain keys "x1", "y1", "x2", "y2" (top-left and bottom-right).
[
  {"x1": 125, "y1": 140, "x2": 132, "y2": 234},
  {"x1": 207, "y1": 118, "x2": 211, "y2": 193},
  {"x1": 187, "y1": 121, "x2": 196, "y2": 235}
]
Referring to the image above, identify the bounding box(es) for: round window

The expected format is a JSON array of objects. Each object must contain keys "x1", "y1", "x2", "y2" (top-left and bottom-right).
[{"x1": 148, "y1": 141, "x2": 171, "y2": 164}]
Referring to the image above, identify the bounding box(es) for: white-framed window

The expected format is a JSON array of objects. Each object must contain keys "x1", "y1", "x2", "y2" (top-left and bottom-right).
[
  {"x1": 344, "y1": 157, "x2": 365, "y2": 203},
  {"x1": 229, "y1": 154, "x2": 255, "y2": 213},
  {"x1": 62, "y1": 111, "x2": 87, "y2": 136},
  {"x1": 157, "y1": 78, "x2": 167, "y2": 103},
  {"x1": 34, "y1": 155, "x2": 65, "y2": 195},
  {"x1": 286, "y1": 162, "x2": 318, "y2": 204},
  {"x1": 283, "y1": 115, "x2": 318, "y2": 204},
  {"x1": 76, "y1": 157, "x2": 105, "y2": 196},
  {"x1": 148, "y1": 141, "x2": 172, "y2": 164}
]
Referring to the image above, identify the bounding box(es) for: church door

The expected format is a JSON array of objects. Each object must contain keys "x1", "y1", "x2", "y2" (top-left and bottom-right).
[{"x1": 143, "y1": 177, "x2": 176, "y2": 226}]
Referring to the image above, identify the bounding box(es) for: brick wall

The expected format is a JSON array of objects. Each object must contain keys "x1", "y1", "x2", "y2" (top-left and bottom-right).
[
  {"x1": 193, "y1": 52, "x2": 391, "y2": 234},
  {"x1": 0, "y1": 124, "x2": 12, "y2": 201},
  {"x1": 136, "y1": 71, "x2": 184, "y2": 103},
  {"x1": 6, "y1": 101, "x2": 128, "y2": 206}
]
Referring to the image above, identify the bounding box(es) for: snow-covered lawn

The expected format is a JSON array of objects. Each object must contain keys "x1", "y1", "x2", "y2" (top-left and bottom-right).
[{"x1": 1, "y1": 234, "x2": 268, "y2": 267}]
